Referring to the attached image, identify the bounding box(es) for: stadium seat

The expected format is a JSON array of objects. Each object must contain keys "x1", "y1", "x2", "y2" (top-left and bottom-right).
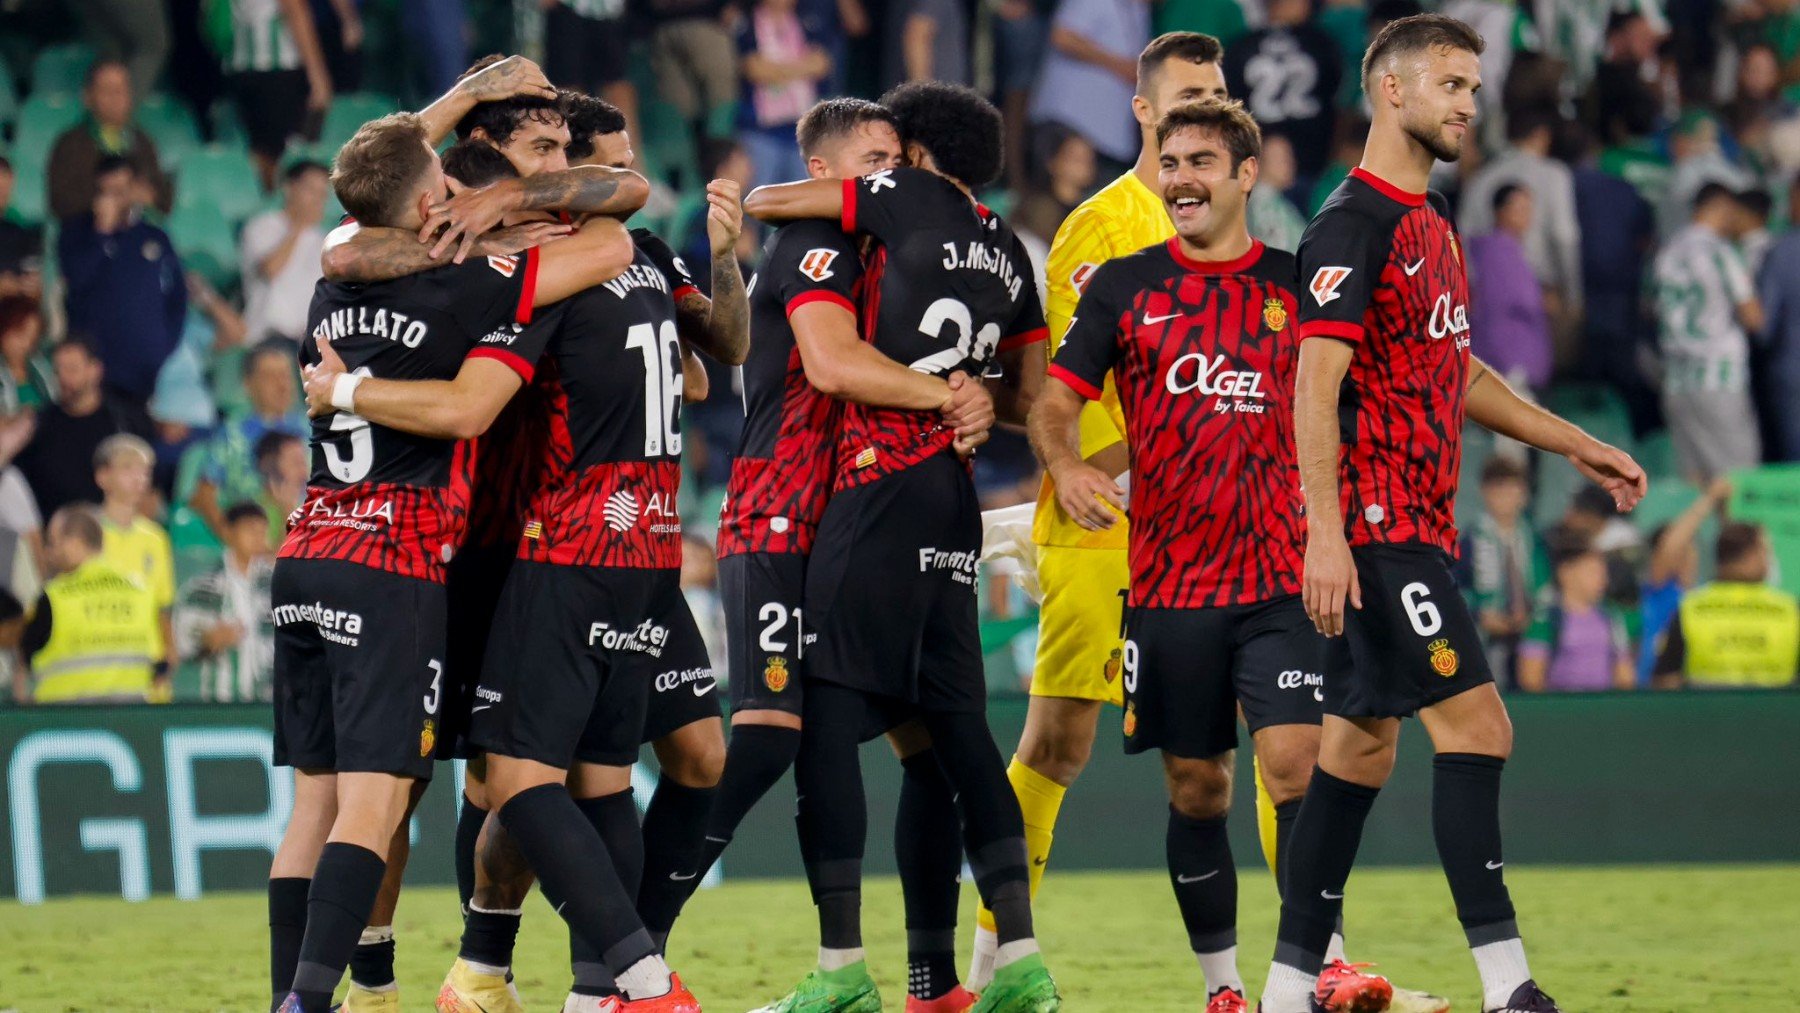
[
  {"x1": 167, "y1": 206, "x2": 240, "y2": 287},
  {"x1": 1632, "y1": 477, "x2": 1701, "y2": 534},
  {"x1": 135, "y1": 94, "x2": 203, "y2": 167},
  {"x1": 11, "y1": 92, "x2": 85, "y2": 168},
  {"x1": 173, "y1": 145, "x2": 265, "y2": 222},
  {"x1": 1532, "y1": 449, "x2": 1584, "y2": 530},
  {"x1": 1543, "y1": 383, "x2": 1634, "y2": 452},
  {"x1": 0, "y1": 52, "x2": 18, "y2": 128},
  {"x1": 319, "y1": 92, "x2": 400, "y2": 152},
  {"x1": 1636, "y1": 429, "x2": 1679, "y2": 481},
  {"x1": 8, "y1": 156, "x2": 45, "y2": 226},
  {"x1": 29, "y1": 43, "x2": 94, "y2": 99}
]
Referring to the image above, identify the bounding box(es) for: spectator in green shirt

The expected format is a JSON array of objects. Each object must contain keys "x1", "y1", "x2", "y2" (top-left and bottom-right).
[
  {"x1": 1519, "y1": 529, "x2": 1637, "y2": 693},
  {"x1": 0, "y1": 295, "x2": 55, "y2": 415},
  {"x1": 1457, "y1": 456, "x2": 1546, "y2": 690}
]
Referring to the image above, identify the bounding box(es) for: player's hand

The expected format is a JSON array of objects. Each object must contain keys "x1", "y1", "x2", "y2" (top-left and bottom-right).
[
  {"x1": 476, "y1": 220, "x2": 574, "y2": 258},
  {"x1": 421, "y1": 182, "x2": 521, "y2": 262},
  {"x1": 1568, "y1": 438, "x2": 1648, "y2": 513},
  {"x1": 705, "y1": 178, "x2": 744, "y2": 258},
  {"x1": 457, "y1": 55, "x2": 556, "y2": 103},
  {"x1": 943, "y1": 370, "x2": 995, "y2": 453},
  {"x1": 302, "y1": 336, "x2": 349, "y2": 417},
  {"x1": 1051, "y1": 460, "x2": 1125, "y2": 530},
  {"x1": 1303, "y1": 532, "x2": 1361, "y2": 638}
]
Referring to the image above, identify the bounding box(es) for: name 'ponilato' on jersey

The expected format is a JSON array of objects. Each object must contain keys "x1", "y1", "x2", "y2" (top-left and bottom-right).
[
  {"x1": 1297, "y1": 167, "x2": 1472, "y2": 555},
  {"x1": 718, "y1": 220, "x2": 859, "y2": 558},
  {"x1": 517, "y1": 230, "x2": 697, "y2": 569},
  {"x1": 1051, "y1": 238, "x2": 1305, "y2": 609},
  {"x1": 281, "y1": 251, "x2": 544, "y2": 582},
  {"x1": 834, "y1": 167, "x2": 1047, "y2": 489}
]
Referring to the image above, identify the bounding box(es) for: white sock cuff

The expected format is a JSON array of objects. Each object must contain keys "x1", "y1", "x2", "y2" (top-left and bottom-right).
[
  {"x1": 462, "y1": 958, "x2": 510, "y2": 978},
  {"x1": 818, "y1": 946, "x2": 866, "y2": 971},
  {"x1": 1472, "y1": 936, "x2": 1531, "y2": 1009},
  {"x1": 468, "y1": 902, "x2": 524, "y2": 916},
  {"x1": 994, "y1": 938, "x2": 1041, "y2": 969},
  {"x1": 1262, "y1": 961, "x2": 1319, "y2": 1013},
  {"x1": 358, "y1": 925, "x2": 394, "y2": 945}
]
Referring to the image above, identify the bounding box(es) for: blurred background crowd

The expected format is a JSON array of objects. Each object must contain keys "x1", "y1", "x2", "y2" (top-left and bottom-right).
[{"x1": 0, "y1": 0, "x2": 1795, "y2": 706}]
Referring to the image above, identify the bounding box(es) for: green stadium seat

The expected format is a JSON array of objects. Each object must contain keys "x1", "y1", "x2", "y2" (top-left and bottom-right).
[
  {"x1": 167, "y1": 206, "x2": 240, "y2": 287},
  {"x1": 1543, "y1": 383, "x2": 1633, "y2": 451},
  {"x1": 319, "y1": 92, "x2": 400, "y2": 152},
  {"x1": 1636, "y1": 429, "x2": 1679, "y2": 482},
  {"x1": 12, "y1": 93, "x2": 84, "y2": 167},
  {"x1": 9, "y1": 157, "x2": 46, "y2": 226},
  {"x1": 0, "y1": 52, "x2": 18, "y2": 127},
  {"x1": 173, "y1": 145, "x2": 264, "y2": 222},
  {"x1": 1532, "y1": 449, "x2": 1584, "y2": 531},
  {"x1": 1632, "y1": 477, "x2": 1701, "y2": 535},
  {"x1": 29, "y1": 43, "x2": 94, "y2": 99},
  {"x1": 135, "y1": 94, "x2": 202, "y2": 166}
]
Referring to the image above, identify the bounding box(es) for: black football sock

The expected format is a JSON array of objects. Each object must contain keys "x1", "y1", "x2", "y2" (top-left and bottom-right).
[
  {"x1": 1168, "y1": 808, "x2": 1241, "y2": 993},
  {"x1": 268, "y1": 876, "x2": 311, "y2": 1009},
  {"x1": 898, "y1": 748, "x2": 964, "y2": 1000},
  {"x1": 454, "y1": 792, "x2": 487, "y2": 913},
  {"x1": 795, "y1": 682, "x2": 869, "y2": 952},
  {"x1": 919, "y1": 711, "x2": 1033, "y2": 949},
  {"x1": 701, "y1": 724, "x2": 802, "y2": 872},
  {"x1": 636, "y1": 775, "x2": 717, "y2": 948},
  {"x1": 459, "y1": 906, "x2": 523, "y2": 970},
  {"x1": 289, "y1": 843, "x2": 386, "y2": 1011},
  {"x1": 1433, "y1": 753, "x2": 1517, "y2": 939},
  {"x1": 1272, "y1": 799, "x2": 1301, "y2": 898},
  {"x1": 1273, "y1": 768, "x2": 1378, "y2": 977},
  {"x1": 497, "y1": 784, "x2": 656, "y2": 978},
  {"x1": 349, "y1": 926, "x2": 395, "y2": 989},
  {"x1": 571, "y1": 789, "x2": 642, "y2": 996}
]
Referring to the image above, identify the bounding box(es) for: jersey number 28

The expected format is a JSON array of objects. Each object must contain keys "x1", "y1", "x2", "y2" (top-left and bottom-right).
[{"x1": 908, "y1": 297, "x2": 1001, "y2": 375}]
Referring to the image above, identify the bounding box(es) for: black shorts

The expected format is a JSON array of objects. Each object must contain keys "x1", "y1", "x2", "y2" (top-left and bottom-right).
[
  {"x1": 543, "y1": 3, "x2": 630, "y2": 91},
  {"x1": 637, "y1": 572, "x2": 723, "y2": 744},
  {"x1": 719, "y1": 551, "x2": 808, "y2": 717},
  {"x1": 1123, "y1": 595, "x2": 1324, "y2": 759},
  {"x1": 271, "y1": 558, "x2": 445, "y2": 779},
  {"x1": 1324, "y1": 543, "x2": 1494, "y2": 718},
  {"x1": 469, "y1": 561, "x2": 663, "y2": 769},
  {"x1": 804, "y1": 452, "x2": 985, "y2": 713},
  {"x1": 227, "y1": 69, "x2": 312, "y2": 159},
  {"x1": 435, "y1": 544, "x2": 516, "y2": 760}
]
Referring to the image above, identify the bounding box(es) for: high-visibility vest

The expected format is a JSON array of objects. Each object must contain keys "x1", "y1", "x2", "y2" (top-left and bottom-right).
[
  {"x1": 30, "y1": 558, "x2": 160, "y2": 703},
  {"x1": 1678, "y1": 581, "x2": 1800, "y2": 688}
]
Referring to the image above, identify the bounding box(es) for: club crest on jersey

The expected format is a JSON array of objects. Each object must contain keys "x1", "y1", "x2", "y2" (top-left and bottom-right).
[
  {"x1": 420, "y1": 719, "x2": 436, "y2": 757},
  {"x1": 1070, "y1": 262, "x2": 1099, "y2": 294},
  {"x1": 1262, "y1": 297, "x2": 1288, "y2": 332},
  {"x1": 1123, "y1": 701, "x2": 1138, "y2": 737},
  {"x1": 1309, "y1": 266, "x2": 1352, "y2": 306},
  {"x1": 1103, "y1": 647, "x2": 1122, "y2": 684},
  {"x1": 487, "y1": 254, "x2": 519, "y2": 278},
  {"x1": 799, "y1": 248, "x2": 839, "y2": 282},
  {"x1": 764, "y1": 656, "x2": 790, "y2": 693},
  {"x1": 1428, "y1": 638, "x2": 1460, "y2": 677}
]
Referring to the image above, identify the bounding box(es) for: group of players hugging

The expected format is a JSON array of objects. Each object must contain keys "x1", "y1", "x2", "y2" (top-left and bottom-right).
[{"x1": 264, "y1": 14, "x2": 1645, "y2": 1013}]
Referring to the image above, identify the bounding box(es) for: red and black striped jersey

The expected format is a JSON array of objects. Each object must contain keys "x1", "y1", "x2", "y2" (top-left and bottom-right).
[
  {"x1": 280, "y1": 250, "x2": 544, "y2": 582},
  {"x1": 1052, "y1": 239, "x2": 1304, "y2": 609},
  {"x1": 833, "y1": 167, "x2": 1046, "y2": 491},
  {"x1": 1297, "y1": 167, "x2": 1472, "y2": 556},
  {"x1": 718, "y1": 220, "x2": 857, "y2": 558},
  {"x1": 517, "y1": 233, "x2": 693, "y2": 568}
]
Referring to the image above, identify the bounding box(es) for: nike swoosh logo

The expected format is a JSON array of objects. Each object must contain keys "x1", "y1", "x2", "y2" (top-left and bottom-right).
[
  {"x1": 693, "y1": 681, "x2": 717, "y2": 697},
  {"x1": 1032, "y1": 856, "x2": 1048, "y2": 867},
  {"x1": 1321, "y1": 890, "x2": 1345, "y2": 900},
  {"x1": 670, "y1": 871, "x2": 699, "y2": 881},
  {"x1": 704, "y1": 835, "x2": 730, "y2": 844},
  {"x1": 1142, "y1": 312, "x2": 1180, "y2": 326},
  {"x1": 470, "y1": 704, "x2": 493, "y2": 714},
  {"x1": 1313, "y1": 688, "x2": 1323, "y2": 702},
  {"x1": 1177, "y1": 870, "x2": 1220, "y2": 884},
  {"x1": 1486, "y1": 860, "x2": 1504, "y2": 870},
  {"x1": 1403, "y1": 258, "x2": 1425, "y2": 276}
]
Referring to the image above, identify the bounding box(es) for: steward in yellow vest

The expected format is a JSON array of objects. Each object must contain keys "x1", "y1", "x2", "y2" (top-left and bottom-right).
[
  {"x1": 1654, "y1": 521, "x2": 1799, "y2": 687},
  {"x1": 23, "y1": 507, "x2": 162, "y2": 703}
]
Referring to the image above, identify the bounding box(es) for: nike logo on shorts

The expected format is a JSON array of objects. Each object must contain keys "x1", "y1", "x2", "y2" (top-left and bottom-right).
[
  {"x1": 1176, "y1": 870, "x2": 1220, "y2": 884},
  {"x1": 670, "y1": 871, "x2": 699, "y2": 881},
  {"x1": 694, "y1": 680, "x2": 716, "y2": 697},
  {"x1": 1486, "y1": 860, "x2": 1504, "y2": 870},
  {"x1": 1321, "y1": 890, "x2": 1344, "y2": 900}
]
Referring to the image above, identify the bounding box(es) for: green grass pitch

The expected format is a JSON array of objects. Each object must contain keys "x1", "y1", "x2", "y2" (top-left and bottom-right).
[{"x1": 3, "y1": 865, "x2": 1796, "y2": 1011}]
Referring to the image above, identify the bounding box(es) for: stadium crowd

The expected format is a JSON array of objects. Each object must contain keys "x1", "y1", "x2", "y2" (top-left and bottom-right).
[{"x1": 0, "y1": 0, "x2": 1797, "y2": 707}]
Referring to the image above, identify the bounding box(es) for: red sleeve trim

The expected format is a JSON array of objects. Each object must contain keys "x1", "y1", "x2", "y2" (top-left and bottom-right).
[
  {"x1": 786, "y1": 289, "x2": 856, "y2": 317},
  {"x1": 515, "y1": 246, "x2": 539, "y2": 325},
  {"x1": 672, "y1": 284, "x2": 701, "y2": 303},
  {"x1": 840, "y1": 177, "x2": 858, "y2": 234},
  {"x1": 1048, "y1": 363, "x2": 1103, "y2": 401},
  {"x1": 468, "y1": 345, "x2": 535, "y2": 383},
  {"x1": 1299, "y1": 320, "x2": 1365, "y2": 343},
  {"x1": 998, "y1": 326, "x2": 1049, "y2": 352}
]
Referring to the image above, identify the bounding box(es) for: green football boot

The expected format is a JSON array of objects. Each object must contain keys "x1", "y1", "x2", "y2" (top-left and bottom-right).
[
  {"x1": 967, "y1": 954, "x2": 1060, "y2": 1013},
  {"x1": 748, "y1": 962, "x2": 884, "y2": 1013}
]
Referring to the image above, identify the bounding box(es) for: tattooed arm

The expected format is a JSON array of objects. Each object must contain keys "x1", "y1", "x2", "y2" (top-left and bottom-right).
[
  {"x1": 420, "y1": 166, "x2": 650, "y2": 260},
  {"x1": 696, "y1": 179, "x2": 750, "y2": 365},
  {"x1": 319, "y1": 219, "x2": 572, "y2": 283},
  {"x1": 416, "y1": 55, "x2": 556, "y2": 147}
]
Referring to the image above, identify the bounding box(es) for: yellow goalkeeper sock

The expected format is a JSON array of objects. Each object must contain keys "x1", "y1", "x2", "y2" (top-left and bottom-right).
[
  {"x1": 978, "y1": 757, "x2": 1067, "y2": 933},
  {"x1": 1255, "y1": 755, "x2": 1278, "y2": 877}
]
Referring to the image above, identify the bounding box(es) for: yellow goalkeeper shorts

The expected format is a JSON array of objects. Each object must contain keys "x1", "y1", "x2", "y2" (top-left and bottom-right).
[{"x1": 1030, "y1": 545, "x2": 1129, "y2": 705}]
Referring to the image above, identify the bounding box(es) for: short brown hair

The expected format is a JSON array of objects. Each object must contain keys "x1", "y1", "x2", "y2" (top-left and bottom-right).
[
  {"x1": 1361, "y1": 13, "x2": 1485, "y2": 85},
  {"x1": 1480, "y1": 455, "x2": 1527, "y2": 486},
  {"x1": 331, "y1": 112, "x2": 434, "y2": 228},
  {"x1": 1138, "y1": 32, "x2": 1224, "y2": 97},
  {"x1": 1717, "y1": 521, "x2": 1766, "y2": 568},
  {"x1": 1155, "y1": 99, "x2": 1261, "y2": 172},
  {"x1": 50, "y1": 505, "x2": 104, "y2": 552},
  {"x1": 796, "y1": 98, "x2": 899, "y2": 158}
]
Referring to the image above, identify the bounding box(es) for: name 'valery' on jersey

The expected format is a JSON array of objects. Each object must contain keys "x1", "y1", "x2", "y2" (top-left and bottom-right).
[
  {"x1": 601, "y1": 260, "x2": 673, "y2": 300},
  {"x1": 940, "y1": 238, "x2": 1025, "y2": 301}
]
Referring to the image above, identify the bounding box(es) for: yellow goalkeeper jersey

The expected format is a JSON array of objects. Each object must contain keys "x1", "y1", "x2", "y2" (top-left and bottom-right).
[{"x1": 1032, "y1": 170, "x2": 1173, "y2": 550}]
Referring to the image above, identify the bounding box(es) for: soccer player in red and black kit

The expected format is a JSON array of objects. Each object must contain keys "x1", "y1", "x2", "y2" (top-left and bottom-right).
[
  {"x1": 744, "y1": 82, "x2": 1060, "y2": 1013},
  {"x1": 266, "y1": 113, "x2": 645, "y2": 1013},
  {"x1": 1255, "y1": 17, "x2": 1646, "y2": 1013}
]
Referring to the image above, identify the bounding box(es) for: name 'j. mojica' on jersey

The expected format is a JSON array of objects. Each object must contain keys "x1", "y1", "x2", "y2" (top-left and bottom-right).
[{"x1": 938, "y1": 236, "x2": 1026, "y2": 302}]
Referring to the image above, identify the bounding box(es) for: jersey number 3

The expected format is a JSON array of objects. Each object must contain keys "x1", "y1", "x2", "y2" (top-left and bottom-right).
[{"x1": 626, "y1": 321, "x2": 684, "y2": 457}]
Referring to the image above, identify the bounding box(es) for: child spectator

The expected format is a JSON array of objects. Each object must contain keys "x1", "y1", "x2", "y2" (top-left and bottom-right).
[
  {"x1": 175, "y1": 501, "x2": 276, "y2": 702},
  {"x1": 1458, "y1": 457, "x2": 1545, "y2": 689},
  {"x1": 1518, "y1": 530, "x2": 1637, "y2": 692},
  {"x1": 94, "y1": 435, "x2": 176, "y2": 682}
]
